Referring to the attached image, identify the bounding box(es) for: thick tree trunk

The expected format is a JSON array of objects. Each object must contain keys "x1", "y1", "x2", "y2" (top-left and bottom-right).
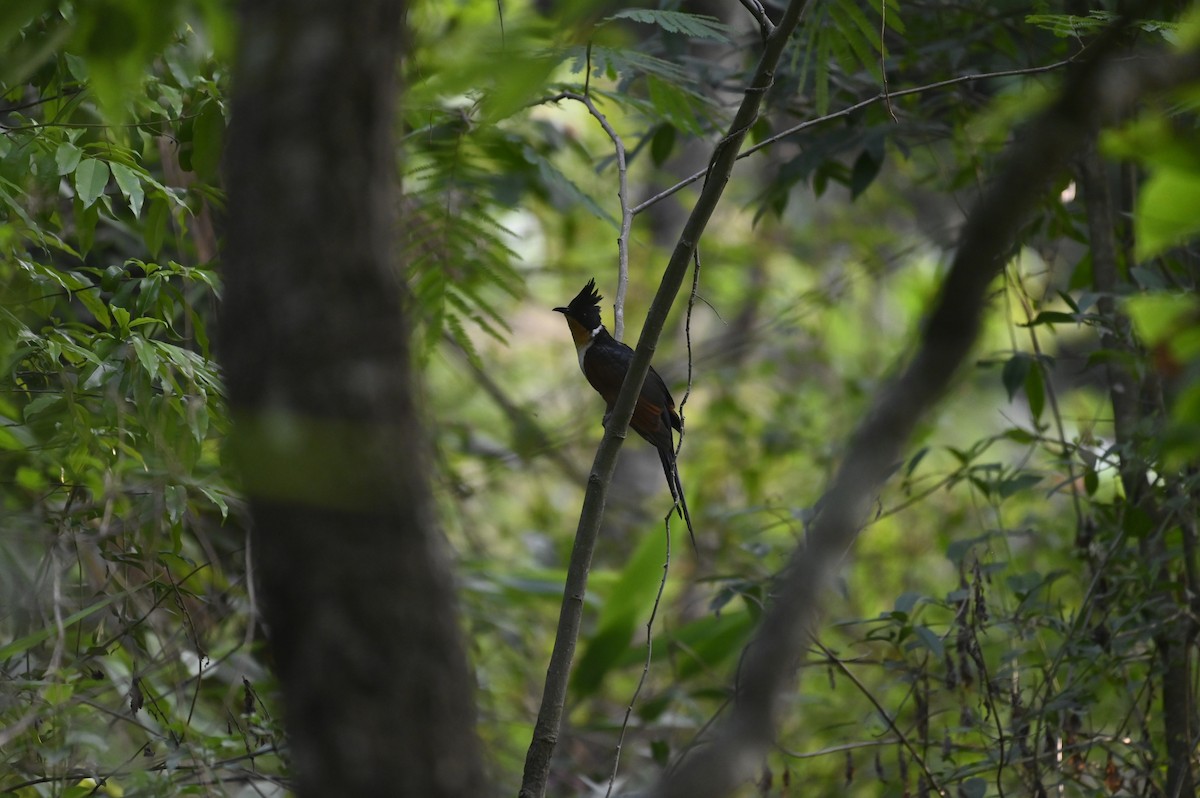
[{"x1": 220, "y1": 1, "x2": 484, "y2": 795}]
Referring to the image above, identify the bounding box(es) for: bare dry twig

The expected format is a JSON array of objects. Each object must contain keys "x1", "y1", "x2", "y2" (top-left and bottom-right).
[{"x1": 548, "y1": 90, "x2": 633, "y2": 339}]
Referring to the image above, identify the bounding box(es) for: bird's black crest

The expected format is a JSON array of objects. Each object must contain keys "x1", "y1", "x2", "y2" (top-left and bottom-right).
[
  {"x1": 568, "y1": 279, "x2": 603, "y2": 314},
  {"x1": 556, "y1": 278, "x2": 604, "y2": 329}
]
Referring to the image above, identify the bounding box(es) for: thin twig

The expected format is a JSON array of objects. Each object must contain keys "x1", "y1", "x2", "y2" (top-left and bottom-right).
[
  {"x1": 738, "y1": 0, "x2": 776, "y2": 41},
  {"x1": 814, "y1": 639, "x2": 946, "y2": 795},
  {"x1": 444, "y1": 333, "x2": 586, "y2": 481},
  {"x1": 676, "y1": 249, "x2": 701, "y2": 450},
  {"x1": 776, "y1": 737, "x2": 898, "y2": 760},
  {"x1": 1008, "y1": 266, "x2": 1085, "y2": 530},
  {"x1": 0, "y1": 111, "x2": 203, "y2": 133},
  {"x1": 880, "y1": 0, "x2": 896, "y2": 122},
  {"x1": 585, "y1": 41, "x2": 593, "y2": 98},
  {"x1": 631, "y1": 58, "x2": 1077, "y2": 216},
  {"x1": 605, "y1": 529, "x2": 672, "y2": 797},
  {"x1": 552, "y1": 90, "x2": 632, "y2": 340},
  {"x1": 0, "y1": 548, "x2": 72, "y2": 749},
  {"x1": 0, "y1": 87, "x2": 85, "y2": 116}
]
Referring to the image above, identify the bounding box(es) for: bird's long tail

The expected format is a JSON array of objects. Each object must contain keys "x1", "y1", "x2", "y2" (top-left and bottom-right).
[{"x1": 657, "y1": 444, "x2": 696, "y2": 550}]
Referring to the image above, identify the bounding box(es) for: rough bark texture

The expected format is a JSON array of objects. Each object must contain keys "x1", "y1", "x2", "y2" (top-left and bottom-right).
[{"x1": 220, "y1": 1, "x2": 484, "y2": 795}]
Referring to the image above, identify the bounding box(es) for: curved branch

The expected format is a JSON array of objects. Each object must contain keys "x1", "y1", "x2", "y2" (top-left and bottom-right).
[
  {"x1": 552, "y1": 90, "x2": 633, "y2": 340},
  {"x1": 631, "y1": 58, "x2": 1078, "y2": 217}
]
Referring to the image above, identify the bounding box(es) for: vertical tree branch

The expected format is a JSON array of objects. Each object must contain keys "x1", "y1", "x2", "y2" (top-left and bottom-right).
[
  {"x1": 518, "y1": 1, "x2": 813, "y2": 795},
  {"x1": 551, "y1": 91, "x2": 632, "y2": 340}
]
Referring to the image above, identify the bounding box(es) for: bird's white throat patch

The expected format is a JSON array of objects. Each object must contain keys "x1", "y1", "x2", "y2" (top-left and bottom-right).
[
  {"x1": 576, "y1": 325, "x2": 603, "y2": 371},
  {"x1": 575, "y1": 339, "x2": 591, "y2": 371}
]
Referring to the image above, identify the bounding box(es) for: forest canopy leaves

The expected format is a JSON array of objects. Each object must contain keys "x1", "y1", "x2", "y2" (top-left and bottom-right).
[{"x1": 2, "y1": 1, "x2": 1200, "y2": 796}]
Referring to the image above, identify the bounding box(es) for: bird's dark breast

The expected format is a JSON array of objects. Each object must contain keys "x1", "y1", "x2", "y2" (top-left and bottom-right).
[
  {"x1": 583, "y1": 344, "x2": 679, "y2": 441},
  {"x1": 583, "y1": 343, "x2": 634, "y2": 406}
]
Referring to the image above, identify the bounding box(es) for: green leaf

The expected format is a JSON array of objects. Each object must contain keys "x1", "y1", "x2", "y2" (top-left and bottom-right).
[
  {"x1": 650, "y1": 124, "x2": 676, "y2": 166},
  {"x1": 131, "y1": 334, "x2": 159, "y2": 376},
  {"x1": 881, "y1": 0, "x2": 905, "y2": 34},
  {"x1": 828, "y1": 0, "x2": 883, "y2": 81},
  {"x1": 960, "y1": 777, "x2": 988, "y2": 798},
  {"x1": 572, "y1": 621, "x2": 637, "y2": 697},
  {"x1": 0, "y1": 0, "x2": 59, "y2": 84},
  {"x1": 572, "y1": 529, "x2": 670, "y2": 695},
  {"x1": 1005, "y1": 570, "x2": 1047, "y2": 597},
  {"x1": 63, "y1": 51, "x2": 89, "y2": 81},
  {"x1": 1057, "y1": 289, "x2": 1080, "y2": 313},
  {"x1": 528, "y1": 149, "x2": 614, "y2": 225},
  {"x1": 145, "y1": 196, "x2": 169, "y2": 256},
  {"x1": 479, "y1": 53, "x2": 558, "y2": 122},
  {"x1": 44, "y1": 681, "x2": 75, "y2": 706},
  {"x1": 187, "y1": 398, "x2": 209, "y2": 442},
  {"x1": 603, "y1": 10, "x2": 732, "y2": 43},
  {"x1": 670, "y1": 611, "x2": 754, "y2": 681},
  {"x1": 197, "y1": 484, "x2": 229, "y2": 520},
  {"x1": 997, "y1": 472, "x2": 1042, "y2": 499},
  {"x1": 0, "y1": 426, "x2": 23, "y2": 450},
  {"x1": 191, "y1": 101, "x2": 225, "y2": 180},
  {"x1": 74, "y1": 158, "x2": 110, "y2": 208},
  {"x1": 651, "y1": 739, "x2": 670, "y2": 766},
  {"x1": 23, "y1": 393, "x2": 61, "y2": 421},
  {"x1": 1001, "y1": 353, "x2": 1032, "y2": 401},
  {"x1": 850, "y1": 148, "x2": 882, "y2": 199},
  {"x1": 1135, "y1": 167, "x2": 1200, "y2": 259},
  {"x1": 912, "y1": 625, "x2": 944, "y2": 658},
  {"x1": 814, "y1": 16, "x2": 831, "y2": 115},
  {"x1": 55, "y1": 142, "x2": 82, "y2": 175},
  {"x1": 1025, "y1": 12, "x2": 1113, "y2": 38},
  {"x1": 1123, "y1": 506, "x2": 1155, "y2": 539},
  {"x1": 1124, "y1": 293, "x2": 1197, "y2": 346},
  {"x1": 645, "y1": 75, "x2": 708, "y2": 136},
  {"x1": 16, "y1": 465, "x2": 47, "y2": 490},
  {"x1": 76, "y1": 287, "x2": 111, "y2": 329},
  {"x1": 1025, "y1": 360, "x2": 1045, "y2": 423},
  {"x1": 1002, "y1": 427, "x2": 1036, "y2": 444},
  {"x1": 75, "y1": 196, "x2": 100, "y2": 255},
  {"x1": 165, "y1": 484, "x2": 187, "y2": 523},
  {"x1": 893, "y1": 591, "x2": 922, "y2": 616},
  {"x1": 0, "y1": 0, "x2": 54, "y2": 49},
  {"x1": 110, "y1": 161, "x2": 145, "y2": 217},
  {"x1": 905, "y1": 446, "x2": 928, "y2": 477},
  {"x1": 111, "y1": 304, "x2": 131, "y2": 333},
  {"x1": 946, "y1": 532, "x2": 995, "y2": 565},
  {"x1": 1025, "y1": 310, "x2": 1078, "y2": 326},
  {"x1": 1165, "y1": 382, "x2": 1200, "y2": 467}
]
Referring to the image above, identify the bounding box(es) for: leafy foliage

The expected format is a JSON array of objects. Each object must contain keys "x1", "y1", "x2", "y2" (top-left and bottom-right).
[
  {"x1": 600, "y1": 9, "x2": 733, "y2": 43},
  {"x1": 3, "y1": 0, "x2": 1200, "y2": 796},
  {"x1": 1, "y1": 4, "x2": 280, "y2": 795}
]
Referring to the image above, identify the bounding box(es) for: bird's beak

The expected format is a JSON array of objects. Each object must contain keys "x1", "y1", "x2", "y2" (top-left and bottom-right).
[{"x1": 553, "y1": 307, "x2": 568, "y2": 314}]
